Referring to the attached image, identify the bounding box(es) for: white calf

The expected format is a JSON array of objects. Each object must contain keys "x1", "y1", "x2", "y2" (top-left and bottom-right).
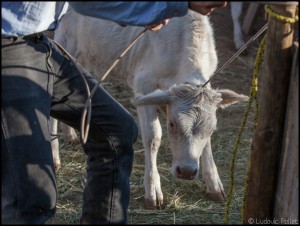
[{"x1": 51, "y1": 7, "x2": 248, "y2": 208}]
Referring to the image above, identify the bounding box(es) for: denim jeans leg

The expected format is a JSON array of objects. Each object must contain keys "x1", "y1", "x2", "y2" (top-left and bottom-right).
[
  {"x1": 1, "y1": 36, "x2": 57, "y2": 224},
  {"x1": 49, "y1": 39, "x2": 138, "y2": 224}
]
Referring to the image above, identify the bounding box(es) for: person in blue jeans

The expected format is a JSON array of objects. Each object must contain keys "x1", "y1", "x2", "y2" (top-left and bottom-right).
[{"x1": 1, "y1": 2, "x2": 227, "y2": 224}]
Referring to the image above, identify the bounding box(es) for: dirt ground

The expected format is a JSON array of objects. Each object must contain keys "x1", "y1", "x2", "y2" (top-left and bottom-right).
[
  {"x1": 48, "y1": 3, "x2": 268, "y2": 225},
  {"x1": 209, "y1": 3, "x2": 266, "y2": 93}
]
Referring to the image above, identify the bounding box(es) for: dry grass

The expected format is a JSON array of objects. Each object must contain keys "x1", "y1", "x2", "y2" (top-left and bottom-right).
[{"x1": 47, "y1": 5, "x2": 266, "y2": 225}]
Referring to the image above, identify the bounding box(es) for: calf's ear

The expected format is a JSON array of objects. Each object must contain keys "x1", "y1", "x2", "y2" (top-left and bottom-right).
[
  {"x1": 131, "y1": 89, "x2": 171, "y2": 106},
  {"x1": 217, "y1": 89, "x2": 249, "y2": 109}
]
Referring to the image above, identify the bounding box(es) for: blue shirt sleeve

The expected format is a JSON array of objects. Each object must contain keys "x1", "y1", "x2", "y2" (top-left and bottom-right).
[
  {"x1": 1, "y1": 1, "x2": 189, "y2": 37},
  {"x1": 68, "y1": 2, "x2": 189, "y2": 26}
]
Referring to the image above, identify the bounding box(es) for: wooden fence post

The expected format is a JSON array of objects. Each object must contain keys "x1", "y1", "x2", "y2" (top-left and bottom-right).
[
  {"x1": 243, "y1": 4, "x2": 297, "y2": 224},
  {"x1": 273, "y1": 42, "x2": 298, "y2": 223}
]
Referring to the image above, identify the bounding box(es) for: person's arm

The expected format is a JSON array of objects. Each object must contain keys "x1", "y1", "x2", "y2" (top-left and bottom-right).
[
  {"x1": 67, "y1": 1, "x2": 227, "y2": 31},
  {"x1": 68, "y1": 2, "x2": 189, "y2": 27}
]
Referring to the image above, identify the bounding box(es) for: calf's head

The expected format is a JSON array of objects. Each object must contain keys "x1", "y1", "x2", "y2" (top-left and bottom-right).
[{"x1": 131, "y1": 83, "x2": 248, "y2": 180}]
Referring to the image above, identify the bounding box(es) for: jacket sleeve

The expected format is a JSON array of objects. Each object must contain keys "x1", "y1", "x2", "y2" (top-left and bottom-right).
[{"x1": 67, "y1": 1, "x2": 189, "y2": 26}]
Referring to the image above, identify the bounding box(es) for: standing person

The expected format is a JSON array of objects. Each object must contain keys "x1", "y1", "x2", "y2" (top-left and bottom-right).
[{"x1": 1, "y1": 2, "x2": 227, "y2": 224}]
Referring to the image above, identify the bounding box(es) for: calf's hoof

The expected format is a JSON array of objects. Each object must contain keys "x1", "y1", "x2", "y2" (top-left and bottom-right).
[
  {"x1": 54, "y1": 162, "x2": 61, "y2": 172},
  {"x1": 64, "y1": 136, "x2": 80, "y2": 145},
  {"x1": 145, "y1": 198, "x2": 163, "y2": 209},
  {"x1": 205, "y1": 191, "x2": 226, "y2": 203}
]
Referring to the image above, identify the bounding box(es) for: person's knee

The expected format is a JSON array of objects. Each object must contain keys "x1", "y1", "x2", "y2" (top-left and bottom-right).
[
  {"x1": 87, "y1": 110, "x2": 138, "y2": 157},
  {"x1": 117, "y1": 113, "x2": 138, "y2": 155},
  {"x1": 124, "y1": 113, "x2": 138, "y2": 144}
]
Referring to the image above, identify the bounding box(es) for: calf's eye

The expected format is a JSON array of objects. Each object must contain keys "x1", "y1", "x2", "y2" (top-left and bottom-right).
[
  {"x1": 169, "y1": 121, "x2": 175, "y2": 129},
  {"x1": 169, "y1": 121, "x2": 178, "y2": 133}
]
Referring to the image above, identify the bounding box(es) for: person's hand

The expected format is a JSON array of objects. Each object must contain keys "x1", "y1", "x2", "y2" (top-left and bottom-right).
[
  {"x1": 189, "y1": 2, "x2": 227, "y2": 15},
  {"x1": 145, "y1": 19, "x2": 169, "y2": 31},
  {"x1": 145, "y1": 2, "x2": 226, "y2": 31}
]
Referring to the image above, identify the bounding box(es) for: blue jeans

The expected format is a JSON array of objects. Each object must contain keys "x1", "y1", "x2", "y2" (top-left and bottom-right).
[{"x1": 1, "y1": 33, "x2": 138, "y2": 224}]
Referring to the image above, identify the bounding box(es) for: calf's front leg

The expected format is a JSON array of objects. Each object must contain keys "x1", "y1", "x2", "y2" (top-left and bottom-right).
[
  {"x1": 137, "y1": 105, "x2": 163, "y2": 209},
  {"x1": 201, "y1": 138, "x2": 226, "y2": 202}
]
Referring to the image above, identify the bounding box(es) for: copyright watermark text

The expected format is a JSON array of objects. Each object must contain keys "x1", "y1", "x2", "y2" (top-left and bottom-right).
[{"x1": 248, "y1": 218, "x2": 298, "y2": 224}]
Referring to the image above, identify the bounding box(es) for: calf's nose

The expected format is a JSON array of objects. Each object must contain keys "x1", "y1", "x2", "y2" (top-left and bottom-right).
[{"x1": 176, "y1": 166, "x2": 197, "y2": 180}]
